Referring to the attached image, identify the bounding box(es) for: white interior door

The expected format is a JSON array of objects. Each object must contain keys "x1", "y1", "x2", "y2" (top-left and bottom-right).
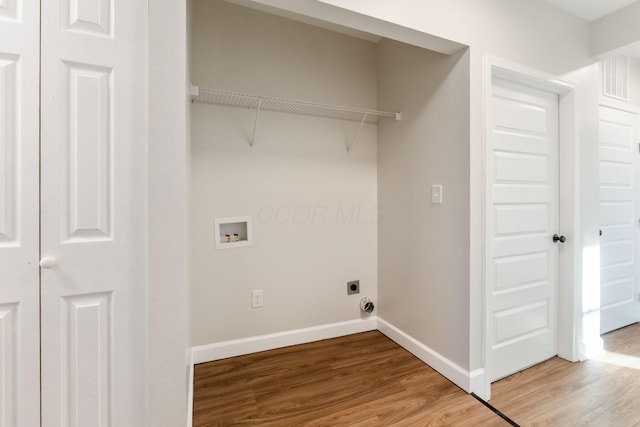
[
  {"x1": 40, "y1": 0, "x2": 148, "y2": 425},
  {"x1": 0, "y1": 1, "x2": 40, "y2": 426},
  {"x1": 599, "y1": 104, "x2": 640, "y2": 334},
  {"x1": 488, "y1": 77, "x2": 560, "y2": 382}
]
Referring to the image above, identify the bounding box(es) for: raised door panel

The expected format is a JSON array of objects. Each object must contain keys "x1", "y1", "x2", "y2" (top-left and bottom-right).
[
  {"x1": 0, "y1": 0, "x2": 19, "y2": 21},
  {"x1": 61, "y1": 61, "x2": 112, "y2": 242},
  {"x1": 0, "y1": 304, "x2": 18, "y2": 426},
  {"x1": 62, "y1": 0, "x2": 112, "y2": 36},
  {"x1": 62, "y1": 293, "x2": 112, "y2": 426},
  {"x1": 40, "y1": 0, "x2": 147, "y2": 425},
  {"x1": 0, "y1": 0, "x2": 40, "y2": 426},
  {"x1": 0, "y1": 54, "x2": 18, "y2": 245}
]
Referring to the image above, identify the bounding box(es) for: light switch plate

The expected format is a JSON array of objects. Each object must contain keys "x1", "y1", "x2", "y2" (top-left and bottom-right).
[{"x1": 431, "y1": 184, "x2": 443, "y2": 204}]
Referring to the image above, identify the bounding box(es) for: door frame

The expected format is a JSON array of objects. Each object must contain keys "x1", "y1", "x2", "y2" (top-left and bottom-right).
[{"x1": 482, "y1": 56, "x2": 580, "y2": 399}]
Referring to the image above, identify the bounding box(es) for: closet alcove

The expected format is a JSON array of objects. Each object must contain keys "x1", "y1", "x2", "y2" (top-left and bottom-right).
[{"x1": 188, "y1": 0, "x2": 470, "y2": 371}]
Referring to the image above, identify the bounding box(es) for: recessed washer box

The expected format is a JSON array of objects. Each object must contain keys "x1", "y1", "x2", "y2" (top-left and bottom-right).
[{"x1": 214, "y1": 216, "x2": 253, "y2": 249}]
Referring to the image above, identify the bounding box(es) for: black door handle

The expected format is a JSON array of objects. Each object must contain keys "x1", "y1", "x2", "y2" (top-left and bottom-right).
[{"x1": 553, "y1": 234, "x2": 566, "y2": 243}]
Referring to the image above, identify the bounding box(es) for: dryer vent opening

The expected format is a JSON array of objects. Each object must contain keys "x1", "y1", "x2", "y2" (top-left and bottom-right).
[{"x1": 360, "y1": 297, "x2": 374, "y2": 314}]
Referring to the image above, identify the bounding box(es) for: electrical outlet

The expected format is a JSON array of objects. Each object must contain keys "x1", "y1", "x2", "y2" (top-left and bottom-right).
[
  {"x1": 252, "y1": 290, "x2": 264, "y2": 308},
  {"x1": 347, "y1": 280, "x2": 360, "y2": 295}
]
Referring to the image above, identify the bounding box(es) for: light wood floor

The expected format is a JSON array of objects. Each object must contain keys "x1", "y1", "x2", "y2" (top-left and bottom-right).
[
  {"x1": 490, "y1": 322, "x2": 640, "y2": 426},
  {"x1": 193, "y1": 324, "x2": 640, "y2": 426},
  {"x1": 193, "y1": 331, "x2": 508, "y2": 426}
]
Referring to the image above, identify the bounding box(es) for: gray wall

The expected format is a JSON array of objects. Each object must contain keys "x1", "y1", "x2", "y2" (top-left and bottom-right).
[
  {"x1": 377, "y1": 40, "x2": 470, "y2": 369},
  {"x1": 190, "y1": 0, "x2": 378, "y2": 345}
]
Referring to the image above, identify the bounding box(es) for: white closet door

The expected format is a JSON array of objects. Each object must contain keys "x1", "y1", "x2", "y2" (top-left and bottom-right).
[
  {"x1": 599, "y1": 105, "x2": 640, "y2": 334},
  {"x1": 0, "y1": 1, "x2": 40, "y2": 426},
  {"x1": 40, "y1": 0, "x2": 148, "y2": 425}
]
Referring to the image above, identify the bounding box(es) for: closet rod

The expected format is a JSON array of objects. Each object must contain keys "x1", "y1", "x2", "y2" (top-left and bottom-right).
[{"x1": 190, "y1": 85, "x2": 401, "y2": 124}]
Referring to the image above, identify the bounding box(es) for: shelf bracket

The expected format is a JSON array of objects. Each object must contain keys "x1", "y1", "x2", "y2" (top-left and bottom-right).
[
  {"x1": 250, "y1": 99, "x2": 262, "y2": 147},
  {"x1": 347, "y1": 113, "x2": 368, "y2": 153},
  {"x1": 189, "y1": 83, "x2": 200, "y2": 99}
]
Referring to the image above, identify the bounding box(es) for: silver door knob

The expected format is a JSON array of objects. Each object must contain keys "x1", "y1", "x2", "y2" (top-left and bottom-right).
[{"x1": 39, "y1": 257, "x2": 56, "y2": 269}]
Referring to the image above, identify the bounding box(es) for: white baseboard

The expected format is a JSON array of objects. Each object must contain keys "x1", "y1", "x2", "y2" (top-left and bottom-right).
[
  {"x1": 187, "y1": 349, "x2": 194, "y2": 427},
  {"x1": 468, "y1": 368, "x2": 488, "y2": 398},
  {"x1": 192, "y1": 317, "x2": 378, "y2": 364},
  {"x1": 377, "y1": 317, "x2": 485, "y2": 395},
  {"x1": 190, "y1": 316, "x2": 485, "y2": 398}
]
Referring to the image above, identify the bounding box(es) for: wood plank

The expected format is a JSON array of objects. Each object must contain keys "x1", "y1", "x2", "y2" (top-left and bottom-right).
[
  {"x1": 194, "y1": 324, "x2": 640, "y2": 425},
  {"x1": 193, "y1": 331, "x2": 507, "y2": 426},
  {"x1": 490, "y1": 322, "x2": 640, "y2": 425}
]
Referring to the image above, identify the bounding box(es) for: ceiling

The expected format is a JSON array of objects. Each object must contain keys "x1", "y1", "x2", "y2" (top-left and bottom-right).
[
  {"x1": 542, "y1": 0, "x2": 639, "y2": 22},
  {"x1": 542, "y1": 0, "x2": 640, "y2": 58},
  {"x1": 231, "y1": 0, "x2": 640, "y2": 58}
]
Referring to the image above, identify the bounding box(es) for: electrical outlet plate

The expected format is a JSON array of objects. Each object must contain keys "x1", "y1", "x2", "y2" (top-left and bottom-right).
[
  {"x1": 347, "y1": 280, "x2": 360, "y2": 295},
  {"x1": 252, "y1": 290, "x2": 264, "y2": 308}
]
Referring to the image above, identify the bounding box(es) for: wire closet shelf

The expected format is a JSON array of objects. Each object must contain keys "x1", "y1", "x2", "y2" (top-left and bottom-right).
[{"x1": 190, "y1": 85, "x2": 401, "y2": 125}]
